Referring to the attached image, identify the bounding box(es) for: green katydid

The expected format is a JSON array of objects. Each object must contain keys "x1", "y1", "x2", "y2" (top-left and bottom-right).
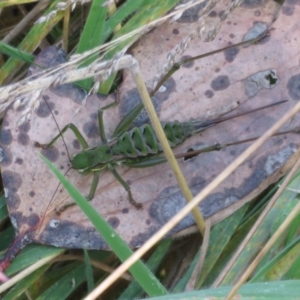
[{"x1": 35, "y1": 97, "x2": 288, "y2": 212}]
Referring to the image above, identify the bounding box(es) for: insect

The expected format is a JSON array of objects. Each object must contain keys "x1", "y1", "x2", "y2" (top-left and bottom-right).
[{"x1": 35, "y1": 97, "x2": 287, "y2": 212}]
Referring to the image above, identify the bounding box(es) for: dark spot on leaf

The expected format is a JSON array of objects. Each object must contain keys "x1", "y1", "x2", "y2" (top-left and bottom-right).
[
  {"x1": 19, "y1": 121, "x2": 31, "y2": 132},
  {"x1": 61, "y1": 151, "x2": 66, "y2": 156},
  {"x1": 155, "y1": 77, "x2": 176, "y2": 101},
  {"x1": 6, "y1": 193, "x2": 21, "y2": 210},
  {"x1": 23, "y1": 213, "x2": 40, "y2": 227},
  {"x1": 210, "y1": 75, "x2": 230, "y2": 91},
  {"x1": 281, "y1": 5, "x2": 294, "y2": 16},
  {"x1": 73, "y1": 139, "x2": 81, "y2": 150},
  {"x1": 36, "y1": 47, "x2": 67, "y2": 69},
  {"x1": 150, "y1": 187, "x2": 186, "y2": 226},
  {"x1": 229, "y1": 33, "x2": 235, "y2": 38},
  {"x1": 54, "y1": 110, "x2": 59, "y2": 115},
  {"x1": 119, "y1": 89, "x2": 160, "y2": 127},
  {"x1": 35, "y1": 101, "x2": 55, "y2": 118},
  {"x1": 286, "y1": 0, "x2": 300, "y2": 4},
  {"x1": 15, "y1": 158, "x2": 23, "y2": 165},
  {"x1": 3, "y1": 120, "x2": 9, "y2": 127},
  {"x1": 209, "y1": 10, "x2": 217, "y2": 17},
  {"x1": 41, "y1": 146, "x2": 59, "y2": 162},
  {"x1": 29, "y1": 191, "x2": 35, "y2": 197},
  {"x1": 83, "y1": 122, "x2": 99, "y2": 138},
  {"x1": 241, "y1": 0, "x2": 265, "y2": 8},
  {"x1": 215, "y1": 68, "x2": 220, "y2": 73},
  {"x1": 1, "y1": 129, "x2": 13, "y2": 145},
  {"x1": 40, "y1": 219, "x2": 108, "y2": 249},
  {"x1": 224, "y1": 44, "x2": 239, "y2": 63},
  {"x1": 16, "y1": 104, "x2": 26, "y2": 112},
  {"x1": 254, "y1": 10, "x2": 261, "y2": 16},
  {"x1": 17, "y1": 132, "x2": 29, "y2": 146},
  {"x1": 90, "y1": 113, "x2": 98, "y2": 121},
  {"x1": 1, "y1": 146, "x2": 13, "y2": 166},
  {"x1": 172, "y1": 28, "x2": 179, "y2": 34},
  {"x1": 2, "y1": 170, "x2": 22, "y2": 193},
  {"x1": 287, "y1": 73, "x2": 300, "y2": 100},
  {"x1": 43, "y1": 95, "x2": 50, "y2": 101},
  {"x1": 122, "y1": 208, "x2": 129, "y2": 214},
  {"x1": 130, "y1": 226, "x2": 159, "y2": 248},
  {"x1": 218, "y1": 10, "x2": 225, "y2": 18},
  {"x1": 204, "y1": 90, "x2": 214, "y2": 98},
  {"x1": 243, "y1": 22, "x2": 268, "y2": 45},
  {"x1": 51, "y1": 84, "x2": 87, "y2": 105},
  {"x1": 199, "y1": 192, "x2": 240, "y2": 218},
  {"x1": 189, "y1": 176, "x2": 206, "y2": 189},
  {"x1": 107, "y1": 217, "x2": 120, "y2": 229},
  {"x1": 257, "y1": 34, "x2": 270, "y2": 45},
  {"x1": 29, "y1": 207, "x2": 33, "y2": 211},
  {"x1": 176, "y1": 2, "x2": 206, "y2": 23},
  {"x1": 181, "y1": 55, "x2": 194, "y2": 68},
  {"x1": 146, "y1": 219, "x2": 151, "y2": 225},
  {"x1": 9, "y1": 212, "x2": 23, "y2": 228}
]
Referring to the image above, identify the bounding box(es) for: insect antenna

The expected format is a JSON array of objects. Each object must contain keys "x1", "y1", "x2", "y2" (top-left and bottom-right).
[
  {"x1": 37, "y1": 96, "x2": 74, "y2": 232},
  {"x1": 37, "y1": 167, "x2": 72, "y2": 234},
  {"x1": 42, "y1": 95, "x2": 72, "y2": 162}
]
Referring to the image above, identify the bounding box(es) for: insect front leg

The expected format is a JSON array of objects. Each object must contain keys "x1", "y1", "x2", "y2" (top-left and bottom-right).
[
  {"x1": 35, "y1": 123, "x2": 89, "y2": 150},
  {"x1": 56, "y1": 170, "x2": 102, "y2": 214},
  {"x1": 108, "y1": 164, "x2": 142, "y2": 209}
]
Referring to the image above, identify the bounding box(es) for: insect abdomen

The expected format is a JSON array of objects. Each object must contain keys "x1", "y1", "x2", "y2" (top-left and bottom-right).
[{"x1": 111, "y1": 122, "x2": 194, "y2": 158}]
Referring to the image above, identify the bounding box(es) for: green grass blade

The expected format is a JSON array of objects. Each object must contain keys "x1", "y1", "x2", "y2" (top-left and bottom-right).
[
  {"x1": 3, "y1": 264, "x2": 50, "y2": 300},
  {"x1": 0, "y1": 195, "x2": 8, "y2": 223},
  {"x1": 250, "y1": 236, "x2": 300, "y2": 282},
  {"x1": 103, "y1": 0, "x2": 153, "y2": 38},
  {"x1": 36, "y1": 263, "x2": 86, "y2": 300},
  {"x1": 195, "y1": 204, "x2": 250, "y2": 289},
  {"x1": 0, "y1": 227, "x2": 14, "y2": 252},
  {"x1": 221, "y1": 172, "x2": 300, "y2": 285},
  {"x1": 5, "y1": 245, "x2": 64, "y2": 277},
  {"x1": 140, "y1": 280, "x2": 300, "y2": 299},
  {"x1": 84, "y1": 249, "x2": 94, "y2": 292},
  {"x1": 40, "y1": 154, "x2": 168, "y2": 297},
  {"x1": 0, "y1": 42, "x2": 34, "y2": 63},
  {"x1": 75, "y1": 0, "x2": 107, "y2": 90},
  {"x1": 119, "y1": 239, "x2": 173, "y2": 299},
  {"x1": 99, "y1": 0, "x2": 180, "y2": 94},
  {"x1": 0, "y1": 0, "x2": 64, "y2": 85}
]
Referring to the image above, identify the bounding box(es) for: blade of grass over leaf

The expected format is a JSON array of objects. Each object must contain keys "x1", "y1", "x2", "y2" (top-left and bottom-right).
[
  {"x1": 0, "y1": 42, "x2": 34, "y2": 63},
  {"x1": 99, "y1": 0, "x2": 180, "y2": 93},
  {"x1": 40, "y1": 154, "x2": 168, "y2": 297},
  {"x1": 75, "y1": 0, "x2": 108, "y2": 90},
  {"x1": 0, "y1": 0, "x2": 64, "y2": 85}
]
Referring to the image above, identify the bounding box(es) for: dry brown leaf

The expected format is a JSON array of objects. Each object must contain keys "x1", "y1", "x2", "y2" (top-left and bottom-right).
[{"x1": 1, "y1": 0, "x2": 300, "y2": 262}]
